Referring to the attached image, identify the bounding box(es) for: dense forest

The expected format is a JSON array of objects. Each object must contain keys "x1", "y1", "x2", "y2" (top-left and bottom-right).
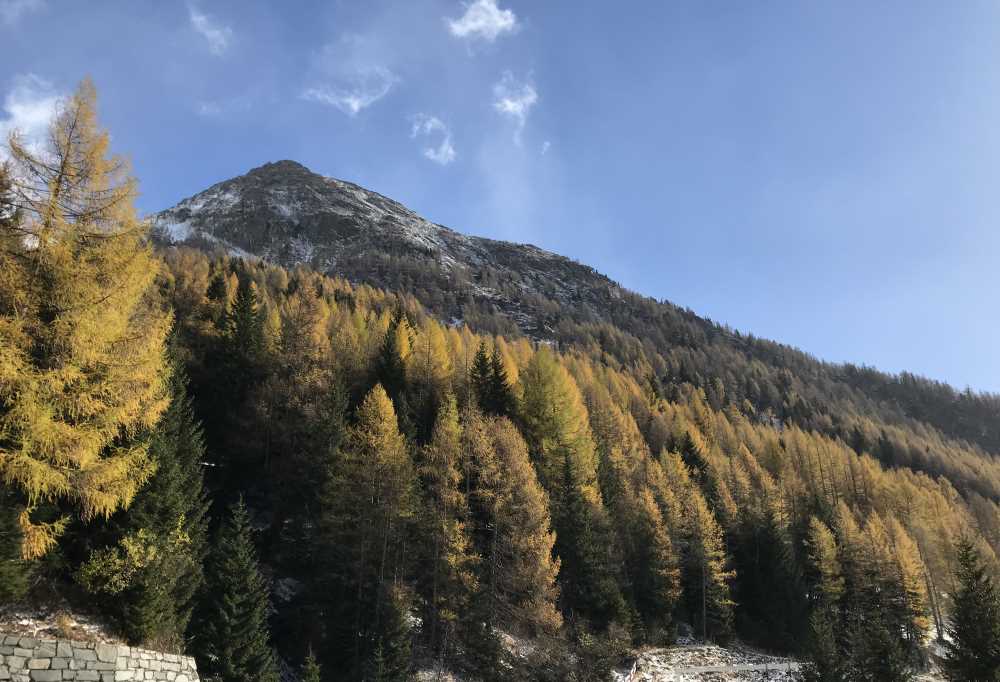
[{"x1": 4, "y1": 82, "x2": 1000, "y2": 682}]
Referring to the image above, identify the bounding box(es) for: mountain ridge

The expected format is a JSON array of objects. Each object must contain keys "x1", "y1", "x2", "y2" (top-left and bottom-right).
[
  {"x1": 152, "y1": 159, "x2": 633, "y2": 339},
  {"x1": 151, "y1": 159, "x2": 1000, "y2": 466}
]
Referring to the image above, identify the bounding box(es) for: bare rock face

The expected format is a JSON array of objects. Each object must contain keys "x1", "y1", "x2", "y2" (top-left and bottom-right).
[{"x1": 151, "y1": 160, "x2": 627, "y2": 339}]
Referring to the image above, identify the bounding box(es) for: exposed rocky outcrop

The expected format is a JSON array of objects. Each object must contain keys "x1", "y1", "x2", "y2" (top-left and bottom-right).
[{"x1": 151, "y1": 160, "x2": 628, "y2": 339}]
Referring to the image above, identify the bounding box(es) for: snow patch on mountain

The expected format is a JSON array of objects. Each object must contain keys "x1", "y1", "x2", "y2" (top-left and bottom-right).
[{"x1": 149, "y1": 159, "x2": 624, "y2": 339}]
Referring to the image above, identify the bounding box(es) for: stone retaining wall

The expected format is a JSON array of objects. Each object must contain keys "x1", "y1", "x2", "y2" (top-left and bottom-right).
[{"x1": 0, "y1": 633, "x2": 200, "y2": 682}]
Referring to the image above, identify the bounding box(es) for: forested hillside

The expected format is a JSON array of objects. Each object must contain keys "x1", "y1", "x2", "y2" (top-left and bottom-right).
[
  {"x1": 152, "y1": 159, "x2": 1000, "y2": 507},
  {"x1": 4, "y1": 82, "x2": 1000, "y2": 682}
]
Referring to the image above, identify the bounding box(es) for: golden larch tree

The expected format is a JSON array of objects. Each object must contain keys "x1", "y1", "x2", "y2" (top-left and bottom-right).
[{"x1": 0, "y1": 79, "x2": 171, "y2": 558}]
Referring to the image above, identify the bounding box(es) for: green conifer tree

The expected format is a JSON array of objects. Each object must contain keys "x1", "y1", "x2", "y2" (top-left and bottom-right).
[
  {"x1": 317, "y1": 384, "x2": 416, "y2": 677},
  {"x1": 943, "y1": 538, "x2": 1000, "y2": 681},
  {"x1": 368, "y1": 585, "x2": 412, "y2": 682},
  {"x1": 802, "y1": 609, "x2": 846, "y2": 682},
  {"x1": 126, "y1": 361, "x2": 209, "y2": 645},
  {"x1": 555, "y1": 453, "x2": 628, "y2": 629},
  {"x1": 470, "y1": 342, "x2": 492, "y2": 413},
  {"x1": 225, "y1": 276, "x2": 264, "y2": 362},
  {"x1": 847, "y1": 609, "x2": 910, "y2": 682},
  {"x1": 488, "y1": 347, "x2": 515, "y2": 417},
  {"x1": 194, "y1": 498, "x2": 279, "y2": 682}
]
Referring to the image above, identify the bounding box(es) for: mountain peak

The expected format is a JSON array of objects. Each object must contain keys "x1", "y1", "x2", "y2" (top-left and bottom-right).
[
  {"x1": 151, "y1": 162, "x2": 613, "y2": 338},
  {"x1": 244, "y1": 159, "x2": 316, "y2": 177}
]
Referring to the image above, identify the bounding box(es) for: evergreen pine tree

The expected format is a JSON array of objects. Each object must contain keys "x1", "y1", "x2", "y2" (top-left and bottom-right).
[
  {"x1": 847, "y1": 609, "x2": 910, "y2": 682},
  {"x1": 802, "y1": 609, "x2": 846, "y2": 682},
  {"x1": 114, "y1": 360, "x2": 209, "y2": 646},
  {"x1": 317, "y1": 384, "x2": 416, "y2": 677},
  {"x1": 193, "y1": 497, "x2": 279, "y2": 682},
  {"x1": 802, "y1": 517, "x2": 847, "y2": 681},
  {"x1": 470, "y1": 342, "x2": 493, "y2": 412},
  {"x1": 0, "y1": 79, "x2": 171, "y2": 558},
  {"x1": 554, "y1": 452, "x2": 628, "y2": 630},
  {"x1": 367, "y1": 585, "x2": 413, "y2": 682},
  {"x1": 225, "y1": 276, "x2": 264, "y2": 362},
  {"x1": 943, "y1": 537, "x2": 1000, "y2": 681},
  {"x1": 488, "y1": 347, "x2": 515, "y2": 417},
  {"x1": 469, "y1": 342, "x2": 514, "y2": 417},
  {"x1": 76, "y1": 357, "x2": 211, "y2": 646},
  {"x1": 212, "y1": 272, "x2": 272, "y2": 494}
]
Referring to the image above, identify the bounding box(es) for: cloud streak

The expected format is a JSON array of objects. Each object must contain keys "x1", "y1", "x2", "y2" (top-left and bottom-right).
[
  {"x1": 493, "y1": 71, "x2": 537, "y2": 144},
  {"x1": 446, "y1": 0, "x2": 518, "y2": 42},
  {"x1": 0, "y1": 74, "x2": 62, "y2": 156},
  {"x1": 302, "y1": 35, "x2": 399, "y2": 117},
  {"x1": 302, "y1": 66, "x2": 398, "y2": 116},
  {"x1": 411, "y1": 114, "x2": 456, "y2": 165},
  {"x1": 188, "y1": 5, "x2": 233, "y2": 56}
]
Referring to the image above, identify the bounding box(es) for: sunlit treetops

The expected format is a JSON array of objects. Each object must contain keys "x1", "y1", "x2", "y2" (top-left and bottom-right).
[{"x1": 0, "y1": 80, "x2": 170, "y2": 559}]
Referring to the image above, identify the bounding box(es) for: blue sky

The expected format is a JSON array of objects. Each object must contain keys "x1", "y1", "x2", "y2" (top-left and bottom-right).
[{"x1": 2, "y1": 0, "x2": 999, "y2": 391}]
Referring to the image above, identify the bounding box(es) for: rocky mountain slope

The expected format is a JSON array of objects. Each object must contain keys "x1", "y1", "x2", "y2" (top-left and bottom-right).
[
  {"x1": 152, "y1": 160, "x2": 620, "y2": 338},
  {"x1": 151, "y1": 160, "x2": 1000, "y2": 465}
]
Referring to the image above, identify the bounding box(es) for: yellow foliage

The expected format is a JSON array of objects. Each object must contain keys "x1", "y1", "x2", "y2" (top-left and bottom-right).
[{"x1": 0, "y1": 80, "x2": 170, "y2": 558}]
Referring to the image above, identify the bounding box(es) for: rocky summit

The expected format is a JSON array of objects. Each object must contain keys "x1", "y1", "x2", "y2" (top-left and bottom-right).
[{"x1": 151, "y1": 160, "x2": 629, "y2": 339}]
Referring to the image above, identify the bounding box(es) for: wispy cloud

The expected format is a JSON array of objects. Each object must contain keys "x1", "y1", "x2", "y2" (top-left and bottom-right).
[
  {"x1": 302, "y1": 67, "x2": 397, "y2": 116},
  {"x1": 541, "y1": 140, "x2": 551, "y2": 155},
  {"x1": 0, "y1": 0, "x2": 43, "y2": 26},
  {"x1": 188, "y1": 5, "x2": 232, "y2": 56},
  {"x1": 411, "y1": 114, "x2": 456, "y2": 165},
  {"x1": 0, "y1": 74, "x2": 62, "y2": 156},
  {"x1": 302, "y1": 35, "x2": 399, "y2": 117},
  {"x1": 196, "y1": 94, "x2": 254, "y2": 118},
  {"x1": 446, "y1": 0, "x2": 518, "y2": 42},
  {"x1": 493, "y1": 71, "x2": 537, "y2": 144}
]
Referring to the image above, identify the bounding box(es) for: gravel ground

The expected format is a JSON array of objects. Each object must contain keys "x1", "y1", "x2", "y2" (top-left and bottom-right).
[{"x1": 0, "y1": 603, "x2": 124, "y2": 644}]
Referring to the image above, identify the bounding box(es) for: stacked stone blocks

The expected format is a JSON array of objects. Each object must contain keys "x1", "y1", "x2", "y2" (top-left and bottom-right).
[{"x1": 0, "y1": 632, "x2": 199, "y2": 682}]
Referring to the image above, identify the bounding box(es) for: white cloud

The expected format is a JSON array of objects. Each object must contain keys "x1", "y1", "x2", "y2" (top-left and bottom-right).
[
  {"x1": 302, "y1": 36, "x2": 399, "y2": 117},
  {"x1": 541, "y1": 140, "x2": 550, "y2": 155},
  {"x1": 493, "y1": 71, "x2": 537, "y2": 144},
  {"x1": 0, "y1": 74, "x2": 62, "y2": 156},
  {"x1": 188, "y1": 5, "x2": 232, "y2": 56},
  {"x1": 302, "y1": 67, "x2": 397, "y2": 116},
  {"x1": 411, "y1": 114, "x2": 456, "y2": 165},
  {"x1": 446, "y1": 0, "x2": 518, "y2": 42},
  {"x1": 0, "y1": 0, "x2": 43, "y2": 26}
]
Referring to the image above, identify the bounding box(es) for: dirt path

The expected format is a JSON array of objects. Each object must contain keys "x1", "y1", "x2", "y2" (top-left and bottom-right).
[{"x1": 671, "y1": 662, "x2": 801, "y2": 674}]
